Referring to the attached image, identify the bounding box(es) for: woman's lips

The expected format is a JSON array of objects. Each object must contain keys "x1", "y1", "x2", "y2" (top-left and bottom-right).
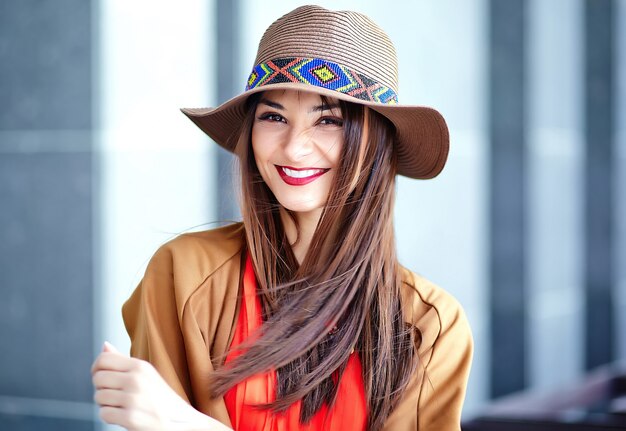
[{"x1": 275, "y1": 165, "x2": 329, "y2": 186}]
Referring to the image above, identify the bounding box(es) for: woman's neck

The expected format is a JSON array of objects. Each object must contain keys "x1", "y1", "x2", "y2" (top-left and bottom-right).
[{"x1": 280, "y1": 208, "x2": 323, "y2": 264}]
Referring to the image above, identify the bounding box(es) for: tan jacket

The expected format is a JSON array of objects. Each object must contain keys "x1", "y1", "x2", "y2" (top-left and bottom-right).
[{"x1": 123, "y1": 223, "x2": 473, "y2": 430}]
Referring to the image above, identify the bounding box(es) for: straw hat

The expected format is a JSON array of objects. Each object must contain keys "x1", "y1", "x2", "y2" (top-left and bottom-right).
[{"x1": 181, "y1": 5, "x2": 449, "y2": 179}]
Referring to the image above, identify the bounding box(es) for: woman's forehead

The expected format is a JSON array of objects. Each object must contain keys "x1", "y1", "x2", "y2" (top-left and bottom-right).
[{"x1": 259, "y1": 89, "x2": 340, "y2": 109}]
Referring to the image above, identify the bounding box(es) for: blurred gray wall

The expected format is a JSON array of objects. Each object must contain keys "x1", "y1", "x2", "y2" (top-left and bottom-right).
[{"x1": 0, "y1": 0, "x2": 95, "y2": 429}]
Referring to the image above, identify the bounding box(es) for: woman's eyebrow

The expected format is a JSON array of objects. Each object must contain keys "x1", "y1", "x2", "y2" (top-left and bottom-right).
[
  {"x1": 259, "y1": 98, "x2": 284, "y2": 110},
  {"x1": 311, "y1": 103, "x2": 340, "y2": 113},
  {"x1": 258, "y1": 98, "x2": 339, "y2": 113}
]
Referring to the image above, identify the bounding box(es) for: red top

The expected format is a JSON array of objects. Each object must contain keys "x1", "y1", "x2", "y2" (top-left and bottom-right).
[{"x1": 224, "y1": 255, "x2": 367, "y2": 431}]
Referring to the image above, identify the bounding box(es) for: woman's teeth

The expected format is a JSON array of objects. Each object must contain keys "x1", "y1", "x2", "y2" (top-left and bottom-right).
[{"x1": 282, "y1": 167, "x2": 325, "y2": 178}]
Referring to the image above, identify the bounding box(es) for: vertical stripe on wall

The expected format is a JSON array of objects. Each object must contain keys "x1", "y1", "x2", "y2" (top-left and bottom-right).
[
  {"x1": 584, "y1": 0, "x2": 615, "y2": 371},
  {"x1": 489, "y1": 0, "x2": 527, "y2": 398},
  {"x1": 0, "y1": 0, "x2": 95, "y2": 429},
  {"x1": 526, "y1": 0, "x2": 584, "y2": 391},
  {"x1": 97, "y1": 9, "x2": 214, "y2": 430},
  {"x1": 617, "y1": 0, "x2": 626, "y2": 364},
  {"x1": 216, "y1": 0, "x2": 241, "y2": 221}
]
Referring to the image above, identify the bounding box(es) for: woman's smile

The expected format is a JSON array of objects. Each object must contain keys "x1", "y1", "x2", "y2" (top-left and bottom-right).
[{"x1": 276, "y1": 165, "x2": 330, "y2": 186}]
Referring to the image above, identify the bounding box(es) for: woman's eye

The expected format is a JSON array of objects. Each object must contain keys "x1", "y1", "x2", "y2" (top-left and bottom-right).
[
  {"x1": 258, "y1": 113, "x2": 285, "y2": 123},
  {"x1": 318, "y1": 117, "x2": 344, "y2": 127}
]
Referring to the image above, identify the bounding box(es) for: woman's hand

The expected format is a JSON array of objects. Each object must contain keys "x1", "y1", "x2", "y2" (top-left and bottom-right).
[{"x1": 91, "y1": 342, "x2": 231, "y2": 431}]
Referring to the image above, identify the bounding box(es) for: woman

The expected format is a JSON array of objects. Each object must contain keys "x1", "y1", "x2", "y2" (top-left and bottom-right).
[{"x1": 91, "y1": 5, "x2": 473, "y2": 431}]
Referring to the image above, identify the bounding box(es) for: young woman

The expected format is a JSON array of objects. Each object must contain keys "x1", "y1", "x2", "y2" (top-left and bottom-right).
[{"x1": 91, "y1": 5, "x2": 473, "y2": 431}]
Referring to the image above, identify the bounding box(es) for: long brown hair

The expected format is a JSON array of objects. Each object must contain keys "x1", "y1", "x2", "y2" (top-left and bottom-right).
[{"x1": 209, "y1": 92, "x2": 419, "y2": 431}]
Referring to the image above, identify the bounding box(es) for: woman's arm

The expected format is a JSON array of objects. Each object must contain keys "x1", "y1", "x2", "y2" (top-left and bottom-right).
[
  {"x1": 92, "y1": 342, "x2": 232, "y2": 431},
  {"x1": 92, "y1": 241, "x2": 235, "y2": 431}
]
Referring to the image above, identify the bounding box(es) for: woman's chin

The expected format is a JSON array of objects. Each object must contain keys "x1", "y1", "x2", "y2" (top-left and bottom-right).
[{"x1": 278, "y1": 201, "x2": 325, "y2": 218}]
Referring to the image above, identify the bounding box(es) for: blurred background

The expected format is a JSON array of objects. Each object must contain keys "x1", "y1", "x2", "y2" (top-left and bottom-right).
[{"x1": 0, "y1": 0, "x2": 624, "y2": 430}]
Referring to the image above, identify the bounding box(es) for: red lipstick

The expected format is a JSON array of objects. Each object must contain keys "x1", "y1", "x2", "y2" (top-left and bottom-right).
[{"x1": 275, "y1": 165, "x2": 329, "y2": 186}]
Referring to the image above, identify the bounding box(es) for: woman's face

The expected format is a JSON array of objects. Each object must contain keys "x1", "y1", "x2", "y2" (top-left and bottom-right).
[{"x1": 251, "y1": 90, "x2": 344, "y2": 216}]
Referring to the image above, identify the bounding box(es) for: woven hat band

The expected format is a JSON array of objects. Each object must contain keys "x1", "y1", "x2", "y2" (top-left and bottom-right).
[{"x1": 245, "y1": 57, "x2": 399, "y2": 105}]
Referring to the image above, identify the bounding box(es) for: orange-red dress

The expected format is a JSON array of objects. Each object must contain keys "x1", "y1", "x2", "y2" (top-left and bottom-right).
[{"x1": 224, "y1": 255, "x2": 367, "y2": 431}]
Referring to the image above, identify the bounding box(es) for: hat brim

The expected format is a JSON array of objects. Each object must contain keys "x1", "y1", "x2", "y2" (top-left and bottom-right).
[{"x1": 181, "y1": 83, "x2": 449, "y2": 179}]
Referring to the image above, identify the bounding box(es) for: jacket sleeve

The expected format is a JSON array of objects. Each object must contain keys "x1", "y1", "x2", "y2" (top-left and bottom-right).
[
  {"x1": 417, "y1": 304, "x2": 474, "y2": 430},
  {"x1": 122, "y1": 245, "x2": 194, "y2": 403}
]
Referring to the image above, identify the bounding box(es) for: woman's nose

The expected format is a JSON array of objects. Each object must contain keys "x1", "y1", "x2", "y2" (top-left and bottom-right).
[{"x1": 283, "y1": 127, "x2": 314, "y2": 161}]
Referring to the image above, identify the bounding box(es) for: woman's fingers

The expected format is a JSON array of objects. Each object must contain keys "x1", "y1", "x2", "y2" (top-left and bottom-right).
[
  {"x1": 98, "y1": 405, "x2": 133, "y2": 427},
  {"x1": 94, "y1": 389, "x2": 146, "y2": 428},
  {"x1": 91, "y1": 352, "x2": 123, "y2": 374},
  {"x1": 92, "y1": 364, "x2": 153, "y2": 393},
  {"x1": 91, "y1": 351, "x2": 137, "y2": 374},
  {"x1": 92, "y1": 370, "x2": 126, "y2": 390},
  {"x1": 103, "y1": 341, "x2": 120, "y2": 353},
  {"x1": 92, "y1": 358, "x2": 227, "y2": 430},
  {"x1": 97, "y1": 406, "x2": 119, "y2": 424},
  {"x1": 94, "y1": 388, "x2": 129, "y2": 408}
]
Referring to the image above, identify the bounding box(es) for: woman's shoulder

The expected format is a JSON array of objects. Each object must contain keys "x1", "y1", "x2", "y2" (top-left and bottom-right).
[
  {"x1": 156, "y1": 222, "x2": 245, "y2": 260},
  {"x1": 399, "y1": 267, "x2": 473, "y2": 359},
  {"x1": 122, "y1": 223, "x2": 247, "y2": 384},
  {"x1": 140, "y1": 222, "x2": 246, "y2": 299},
  {"x1": 389, "y1": 269, "x2": 473, "y2": 430},
  {"x1": 160, "y1": 221, "x2": 245, "y2": 253}
]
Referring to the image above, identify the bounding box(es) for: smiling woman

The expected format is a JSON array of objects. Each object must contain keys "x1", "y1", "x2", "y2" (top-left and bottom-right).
[{"x1": 91, "y1": 5, "x2": 473, "y2": 431}]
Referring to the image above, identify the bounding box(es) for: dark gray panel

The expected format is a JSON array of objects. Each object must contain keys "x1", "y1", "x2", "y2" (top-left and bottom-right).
[
  {"x1": 584, "y1": 0, "x2": 615, "y2": 370},
  {"x1": 0, "y1": 0, "x2": 92, "y2": 130},
  {"x1": 215, "y1": 0, "x2": 241, "y2": 221},
  {"x1": 0, "y1": 413, "x2": 94, "y2": 431},
  {"x1": 0, "y1": 150, "x2": 93, "y2": 401},
  {"x1": 489, "y1": 0, "x2": 527, "y2": 398}
]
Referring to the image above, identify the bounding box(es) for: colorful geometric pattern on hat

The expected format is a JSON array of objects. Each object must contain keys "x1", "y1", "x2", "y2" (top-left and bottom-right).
[{"x1": 246, "y1": 57, "x2": 399, "y2": 104}]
